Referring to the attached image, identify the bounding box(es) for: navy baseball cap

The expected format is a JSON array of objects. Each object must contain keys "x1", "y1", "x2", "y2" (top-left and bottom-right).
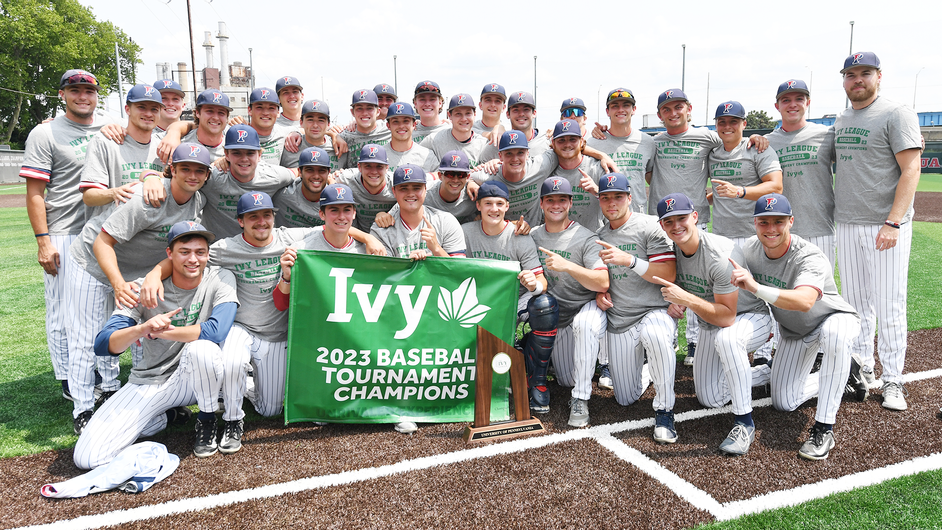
[
  {"x1": 386, "y1": 101, "x2": 417, "y2": 120},
  {"x1": 606, "y1": 88, "x2": 637, "y2": 106},
  {"x1": 224, "y1": 125, "x2": 261, "y2": 150},
  {"x1": 414, "y1": 80, "x2": 442, "y2": 96},
  {"x1": 499, "y1": 130, "x2": 530, "y2": 151},
  {"x1": 60, "y1": 69, "x2": 102, "y2": 91},
  {"x1": 236, "y1": 191, "x2": 278, "y2": 217},
  {"x1": 167, "y1": 221, "x2": 215, "y2": 246},
  {"x1": 560, "y1": 97, "x2": 587, "y2": 112},
  {"x1": 715, "y1": 101, "x2": 746, "y2": 120},
  {"x1": 393, "y1": 164, "x2": 427, "y2": 187},
  {"x1": 195, "y1": 89, "x2": 232, "y2": 110},
  {"x1": 477, "y1": 181, "x2": 509, "y2": 201},
  {"x1": 298, "y1": 146, "x2": 331, "y2": 168},
  {"x1": 598, "y1": 173, "x2": 631, "y2": 194},
  {"x1": 250, "y1": 87, "x2": 280, "y2": 106},
  {"x1": 841, "y1": 52, "x2": 881, "y2": 73},
  {"x1": 126, "y1": 84, "x2": 164, "y2": 107},
  {"x1": 657, "y1": 88, "x2": 689, "y2": 110},
  {"x1": 448, "y1": 93, "x2": 475, "y2": 110},
  {"x1": 754, "y1": 193, "x2": 793, "y2": 217},
  {"x1": 276, "y1": 76, "x2": 303, "y2": 94},
  {"x1": 373, "y1": 83, "x2": 397, "y2": 98},
  {"x1": 320, "y1": 184, "x2": 356, "y2": 206},
  {"x1": 508, "y1": 91, "x2": 536, "y2": 109},
  {"x1": 357, "y1": 144, "x2": 388, "y2": 165},
  {"x1": 438, "y1": 150, "x2": 471, "y2": 173},
  {"x1": 172, "y1": 143, "x2": 213, "y2": 167},
  {"x1": 480, "y1": 83, "x2": 507, "y2": 100},
  {"x1": 553, "y1": 119, "x2": 582, "y2": 139},
  {"x1": 301, "y1": 99, "x2": 330, "y2": 120},
  {"x1": 656, "y1": 193, "x2": 696, "y2": 220},
  {"x1": 776, "y1": 79, "x2": 810, "y2": 100},
  {"x1": 154, "y1": 79, "x2": 185, "y2": 97},
  {"x1": 540, "y1": 177, "x2": 573, "y2": 197},
  {"x1": 351, "y1": 89, "x2": 379, "y2": 107}
]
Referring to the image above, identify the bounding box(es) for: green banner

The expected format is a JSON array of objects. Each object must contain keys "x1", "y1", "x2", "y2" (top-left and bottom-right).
[{"x1": 285, "y1": 252, "x2": 520, "y2": 424}]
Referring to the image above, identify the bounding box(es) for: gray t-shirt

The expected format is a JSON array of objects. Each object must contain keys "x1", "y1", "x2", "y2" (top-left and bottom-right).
[
  {"x1": 740, "y1": 235, "x2": 857, "y2": 340},
  {"x1": 200, "y1": 162, "x2": 295, "y2": 238},
  {"x1": 597, "y1": 213, "x2": 674, "y2": 332},
  {"x1": 339, "y1": 124, "x2": 391, "y2": 169},
  {"x1": 258, "y1": 124, "x2": 293, "y2": 165},
  {"x1": 547, "y1": 156, "x2": 606, "y2": 232},
  {"x1": 413, "y1": 122, "x2": 450, "y2": 144},
  {"x1": 279, "y1": 136, "x2": 342, "y2": 171},
  {"x1": 833, "y1": 96, "x2": 922, "y2": 225},
  {"x1": 419, "y1": 129, "x2": 498, "y2": 170},
  {"x1": 462, "y1": 220, "x2": 541, "y2": 297},
  {"x1": 673, "y1": 230, "x2": 767, "y2": 332},
  {"x1": 20, "y1": 114, "x2": 111, "y2": 235},
  {"x1": 71, "y1": 179, "x2": 206, "y2": 285},
  {"x1": 273, "y1": 178, "x2": 323, "y2": 228},
  {"x1": 210, "y1": 227, "x2": 312, "y2": 341},
  {"x1": 530, "y1": 221, "x2": 606, "y2": 328},
  {"x1": 333, "y1": 170, "x2": 397, "y2": 231},
  {"x1": 411, "y1": 180, "x2": 478, "y2": 223},
  {"x1": 709, "y1": 138, "x2": 782, "y2": 238},
  {"x1": 472, "y1": 119, "x2": 502, "y2": 134},
  {"x1": 649, "y1": 127, "x2": 721, "y2": 222},
  {"x1": 587, "y1": 129, "x2": 655, "y2": 213},
  {"x1": 181, "y1": 128, "x2": 226, "y2": 161},
  {"x1": 469, "y1": 155, "x2": 552, "y2": 227},
  {"x1": 80, "y1": 131, "x2": 165, "y2": 220},
  {"x1": 527, "y1": 131, "x2": 551, "y2": 159},
  {"x1": 118, "y1": 266, "x2": 238, "y2": 385},
  {"x1": 370, "y1": 206, "x2": 466, "y2": 258},
  {"x1": 293, "y1": 228, "x2": 366, "y2": 254},
  {"x1": 765, "y1": 124, "x2": 836, "y2": 237},
  {"x1": 385, "y1": 142, "x2": 439, "y2": 173},
  {"x1": 276, "y1": 114, "x2": 299, "y2": 129}
]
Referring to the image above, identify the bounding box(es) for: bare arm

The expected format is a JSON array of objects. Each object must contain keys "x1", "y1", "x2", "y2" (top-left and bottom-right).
[
  {"x1": 25, "y1": 179, "x2": 60, "y2": 275},
  {"x1": 654, "y1": 275, "x2": 737, "y2": 328},
  {"x1": 539, "y1": 247, "x2": 609, "y2": 292},
  {"x1": 877, "y1": 148, "x2": 922, "y2": 250},
  {"x1": 730, "y1": 258, "x2": 818, "y2": 312},
  {"x1": 93, "y1": 231, "x2": 138, "y2": 309}
]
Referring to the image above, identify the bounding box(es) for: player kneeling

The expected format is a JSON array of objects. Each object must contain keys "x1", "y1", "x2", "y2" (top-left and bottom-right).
[
  {"x1": 733, "y1": 194, "x2": 865, "y2": 460},
  {"x1": 73, "y1": 222, "x2": 238, "y2": 469}
]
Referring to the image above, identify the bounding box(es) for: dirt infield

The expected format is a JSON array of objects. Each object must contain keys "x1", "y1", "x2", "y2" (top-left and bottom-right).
[{"x1": 4, "y1": 328, "x2": 941, "y2": 529}]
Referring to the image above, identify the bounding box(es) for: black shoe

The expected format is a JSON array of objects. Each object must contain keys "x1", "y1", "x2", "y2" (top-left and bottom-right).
[
  {"x1": 846, "y1": 355, "x2": 870, "y2": 402},
  {"x1": 61, "y1": 380, "x2": 74, "y2": 402},
  {"x1": 193, "y1": 418, "x2": 218, "y2": 458},
  {"x1": 684, "y1": 343, "x2": 696, "y2": 366},
  {"x1": 73, "y1": 410, "x2": 93, "y2": 436},
  {"x1": 219, "y1": 419, "x2": 244, "y2": 454},
  {"x1": 94, "y1": 390, "x2": 117, "y2": 409},
  {"x1": 167, "y1": 406, "x2": 193, "y2": 426},
  {"x1": 752, "y1": 357, "x2": 772, "y2": 369},
  {"x1": 811, "y1": 352, "x2": 824, "y2": 374}
]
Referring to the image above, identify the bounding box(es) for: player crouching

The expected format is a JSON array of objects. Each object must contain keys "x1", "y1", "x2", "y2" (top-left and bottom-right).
[
  {"x1": 74, "y1": 222, "x2": 238, "y2": 469},
  {"x1": 733, "y1": 194, "x2": 866, "y2": 460}
]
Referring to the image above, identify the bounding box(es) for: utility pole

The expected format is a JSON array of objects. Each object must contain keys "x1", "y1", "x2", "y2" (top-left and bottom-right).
[
  {"x1": 115, "y1": 42, "x2": 124, "y2": 118},
  {"x1": 682, "y1": 44, "x2": 686, "y2": 91},
  {"x1": 846, "y1": 21, "x2": 854, "y2": 109}
]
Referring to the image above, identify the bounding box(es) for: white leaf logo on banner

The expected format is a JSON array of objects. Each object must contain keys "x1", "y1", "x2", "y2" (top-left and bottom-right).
[{"x1": 438, "y1": 277, "x2": 490, "y2": 328}]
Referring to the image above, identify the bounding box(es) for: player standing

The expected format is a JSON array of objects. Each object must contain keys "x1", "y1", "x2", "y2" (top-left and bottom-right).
[
  {"x1": 420, "y1": 94, "x2": 498, "y2": 169},
  {"x1": 275, "y1": 76, "x2": 304, "y2": 128},
  {"x1": 546, "y1": 119, "x2": 606, "y2": 232},
  {"x1": 473, "y1": 83, "x2": 507, "y2": 135},
  {"x1": 153, "y1": 79, "x2": 186, "y2": 140},
  {"x1": 159, "y1": 90, "x2": 232, "y2": 161},
  {"x1": 412, "y1": 80, "x2": 450, "y2": 143},
  {"x1": 246, "y1": 87, "x2": 292, "y2": 164},
  {"x1": 373, "y1": 83, "x2": 397, "y2": 120},
  {"x1": 279, "y1": 100, "x2": 342, "y2": 171},
  {"x1": 339, "y1": 89, "x2": 391, "y2": 168},
  {"x1": 506, "y1": 91, "x2": 550, "y2": 157},
  {"x1": 383, "y1": 102, "x2": 439, "y2": 172},
  {"x1": 332, "y1": 144, "x2": 397, "y2": 231},
  {"x1": 558, "y1": 98, "x2": 589, "y2": 136}
]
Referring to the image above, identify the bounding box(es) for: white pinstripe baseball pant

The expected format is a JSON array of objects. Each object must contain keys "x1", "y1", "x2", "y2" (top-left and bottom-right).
[
  {"x1": 73, "y1": 339, "x2": 224, "y2": 470},
  {"x1": 44, "y1": 234, "x2": 76, "y2": 380},
  {"x1": 221, "y1": 324, "x2": 287, "y2": 419},
  {"x1": 771, "y1": 312, "x2": 859, "y2": 424},
  {"x1": 607, "y1": 309, "x2": 677, "y2": 411},
  {"x1": 837, "y1": 222, "x2": 911, "y2": 383},
  {"x1": 693, "y1": 312, "x2": 773, "y2": 415},
  {"x1": 729, "y1": 236, "x2": 776, "y2": 362},
  {"x1": 552, "y1": 302, "x2": 606, "y2": 401}
]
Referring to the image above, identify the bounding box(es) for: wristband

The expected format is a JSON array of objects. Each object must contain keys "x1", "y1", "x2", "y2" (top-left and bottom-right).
[
  {"x1": 738, "y1": 186, "x2": 746, "y2": 198},
  {"x1": 532, "y1": 282, "x2": 544, "y2": 295},
  {"x1": 34, "y1": 233, "x2": 50, "y2": 238},
  {"x1": 754, "y1": 285, "x2": 780, "y2": 304},
  {"x1": 143, "y1": 173, "x2": 162, "y2": 182},
  {"x1": 281, "y1": 273, "x2": 291, "y2": 284},
  {"x1": 884, "y1": 220, "x2": 901, "y2": 229},
  {"x1": 630, "y1": 258, "x2": 649, "y2": 276}
]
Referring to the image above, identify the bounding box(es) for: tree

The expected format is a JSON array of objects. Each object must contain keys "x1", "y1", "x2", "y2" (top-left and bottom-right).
[
  {"x1": 745, "y1": 110, "x2": 778, "y2": 130},
  {"x1": 0, "y1": 0, "x2": 142, "y2": 147}
]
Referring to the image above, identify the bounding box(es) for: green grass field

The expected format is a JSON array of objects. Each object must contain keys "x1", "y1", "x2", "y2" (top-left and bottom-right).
[
  {"x1": 917, "y1": 173, "x2": 942, "y2": 192},
  {"x1": 1, "y1": 205, "x2": 940, "y2": 528}
]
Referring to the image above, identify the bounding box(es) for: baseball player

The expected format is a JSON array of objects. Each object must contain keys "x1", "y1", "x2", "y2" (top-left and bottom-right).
[
  {"x1": 369, "y1": 164, "x2": 467, "y2": 260},
  {"x1": 338, "y1": 89, "x2": 391, "y2": 169},
  {"x1": 373, "y1": 83, "x2": 398, "y2": 120},
  {"x1": 73, "y1": 221, "x2": 239, "y2": 468},
  {"x1": 21, "y1": 69, "x2": 112, "y2": 402},
  {"x1": 594, "y1": 173, "x2": 679, "y2": 443},
  {"x1": 734, "y1": 193, "x2": 866, "y2": 460},
  {"x1": 833, "y1": 52, "x2": 922, "y2": 410},
  {"x1": 420, "y1": 94, "x2": 498, "y2": 169},
  {"x1": 383, "y1": 102, "x2": 439, "y2": 172},
  {"x1": 473, "y1": 83, "x2": 507, "y2": 136},
  {"x1": 378, "y1": 150, "x2": 478, "y2": 226},
  {"x1": 67, "y1": 143, "x2": 210, "y2": 434},
  {"x1": 245, "y1": 87, "x2": 292, "y2": 164},
  {"x1": 586, "y1": 88, "x2": 655, "y2": 214},
  {"x1": 530, "y1": 177, "x2": 609, "y2": 425},
  {"x1": 766, "y1": 80, "x2": 837, "y2": 267},
  {"x1": 275, "y1": 76, "x2": 304, "y2": 128},
  {"x1": 506, "y1": 91, "x2": 550, "y2": 158},
  {"x1": 653, "y1": 193, "x2": 772, "y2": 456},
  {"x1": 332, "y1": 144, "x2": 397, "y2": 231},
  {"x1": 279, "y1": 100, "x2": 342, "y2": 171},
  {"x1": 545, "y1": 119, "x2": 607, "y2": 232},
  {"x1": 158, "y1": 89, "x2": 232, "y2": 162},
  {"x1": 153, "y1": 79, "x2": 186, "y2": 140},
  {"x1": 558, "y1": 98, "x2": 589, "y2": 137},
  {"x1": 412, "y1": 80, "x2": 450, "y2": 144},
  {"x1": 275, "y1": 146, "x2": 330, "y2": 228}
]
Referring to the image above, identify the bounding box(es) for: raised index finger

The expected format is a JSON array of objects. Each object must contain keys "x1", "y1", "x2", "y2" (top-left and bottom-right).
[
  {"x1": 165, "y1": 307, "x2": 182, "y2": 317},
  {"x1": 595, "y1": 240, "x2": 616, "y2": 249},
  {"x1": 728, "y1": 257, "x2": 744, "y2": 270},
  {"x1": 651, "y1": 275, "x2": 673, "y2": 287},
  {"x1": 538, "y1": 247, "x2": 557, "y2": 256}
]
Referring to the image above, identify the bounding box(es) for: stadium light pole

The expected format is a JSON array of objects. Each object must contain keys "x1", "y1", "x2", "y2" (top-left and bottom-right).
[
  {"x1": 805, "y1": 66, "x2": 813, "y2": 118},
  {"x1": 186, "y1": 0, "x2": 198, "y2": 108},
  {"x1": 913, "y1": 67, "x2": 925, "y2": 109},
  {"x1": 682, "y1": 44, "x2": 686, "y2": 91},
  {"x1": 845, "y1": 21, "x2": 854, "y2": 109},
  {"x1": 393, "y1": 55, "x2": 398, "y2": 95},
  {"x1": 533, "y1": 55, "x2": 537, "y2": 130},
  {"x1": 597, "y1": 84, "x2": 602, "y2": 122}
]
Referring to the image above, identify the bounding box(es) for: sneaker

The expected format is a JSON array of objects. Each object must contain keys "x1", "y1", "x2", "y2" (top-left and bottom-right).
[
  {"x1": 61, "y1": 380, "x2": 74, "y2": 402},
  {"x1": 861, "y1": 367, "x2": 877, "y2": 389},
  {"x1": 719, "y1": 423, "x2": 755, "y2": 456},
  {"x1": 598, "y1": 365, "x2": 613, "y2": 390},
  {"x1": 798, "y1": 424, "x2": 835, "y2": 461},
  {"x1": 684, "y1": 343, "x2": 696, "y2": 366},
  {"x1": 529, "y1": 386, "x2": 550, "y2": 414},
  {"x1": 568, "y1": 397, "x2": 589, "y2": 428},
  {"x1": 752, "y1": 357, "x2": 772, "y2": 368},
  {"x1": 166, "y1": 406, "x2": 192, "y2": 426},
  {"x1": 653, "y1": 410, "x2": 677, "y2": 444},
  {"x1": 811, "y1": 352, "x2": 824, "y2": 374},
  {"x1": 846, "y1": 355, "x2": 869, "y2": 402},
  {"x1": 881, "y1": 381, "x2": 908, "y2": 411},
  {"x1": 394, "y1": 421, "x2": 417, "y2": 434},
  {"x1": 94, "y1": 390, "x2": 117, "y2": 409},
  {"x1": 73, "y1": 410, "x2": 93, "y2": 436},
  {"x1": 193, "y1": 418, "x2": 218, "y2": 458},
  {"x1": 219, "y1": 419, "x2": 244, "y2": 454}
]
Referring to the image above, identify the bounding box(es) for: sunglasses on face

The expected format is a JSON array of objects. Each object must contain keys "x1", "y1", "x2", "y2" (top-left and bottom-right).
[{"x1": 562, "y1": 108, "x2": 585, "y2": 118}]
